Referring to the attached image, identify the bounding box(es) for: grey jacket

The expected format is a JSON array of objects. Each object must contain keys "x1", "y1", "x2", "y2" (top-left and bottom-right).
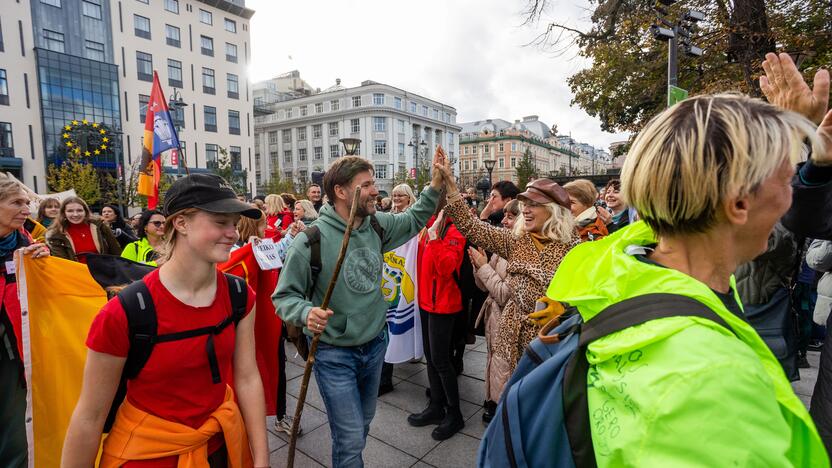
[
  {"x1": 806, "y1": 239, "x2": 832, "y2": 325},
  {"x1": 735, "y1": 223, "x2": 798, "y2": 306}
]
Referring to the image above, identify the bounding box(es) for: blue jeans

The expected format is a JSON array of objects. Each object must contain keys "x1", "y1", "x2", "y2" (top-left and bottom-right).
[{"x1": 313, "y1": 330, "x2": 387, "y2": 468}]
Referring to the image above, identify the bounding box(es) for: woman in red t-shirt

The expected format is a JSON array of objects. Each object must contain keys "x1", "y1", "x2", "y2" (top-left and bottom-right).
[
  {"x1": 263, "y1": 194, "x2": 293, "y2": 240},
  {"x1": 45, "y1": 196, "x2": 121, "y2": 263},
  {"x1": 62, "y1": 175, "x2": 270, "y2": 468}
]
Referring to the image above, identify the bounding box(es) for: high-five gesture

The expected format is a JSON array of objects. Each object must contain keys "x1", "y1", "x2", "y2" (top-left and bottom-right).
[
  {"x1": 433, "y1": 145, "x2": 458, "y2": 194},
  {"x1": 429, "y1": 145, "x2": 447, "y2": 190},
  {"x1": 760, "y1": 52, "x2": 829, "y2": 125}
]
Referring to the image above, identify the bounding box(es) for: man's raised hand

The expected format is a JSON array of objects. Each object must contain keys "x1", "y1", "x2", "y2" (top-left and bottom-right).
[{"x1": 760, "y1": 52, "x2": 829, "y2": 125}]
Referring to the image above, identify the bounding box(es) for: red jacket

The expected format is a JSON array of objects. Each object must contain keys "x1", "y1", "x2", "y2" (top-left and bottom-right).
[
  {"x1": 1, "y1": 228, "x2": 33, "y2": 368},
  {"x1": 265, "y1": 211, "x2": 294, "y2": 240},
  {"x1": 417, "y1": 216, "x2": 465, "y2": 314}
]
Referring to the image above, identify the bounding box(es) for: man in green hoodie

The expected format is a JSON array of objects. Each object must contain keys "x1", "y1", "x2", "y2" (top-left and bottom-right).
[{"x1": 274, "y1": 152, "x2": 444, "y2": 467}]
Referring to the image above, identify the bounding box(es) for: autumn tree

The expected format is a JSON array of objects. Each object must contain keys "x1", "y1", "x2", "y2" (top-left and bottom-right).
[
  {"x1": 47, "y1": 154, "x2": 102, "y2": 204},
  {"x1": 262, "y1": 169, "x2": 297, "y2": 196},
  {"x1": 515, "y1": 148, "x2": 538, "y2": 190},
  {"x1": 522, "y1": 0, "x2": 832, "y2": 133},
  {"x1": 214, "y1": 146, "x2": 248, "y2": 196}
]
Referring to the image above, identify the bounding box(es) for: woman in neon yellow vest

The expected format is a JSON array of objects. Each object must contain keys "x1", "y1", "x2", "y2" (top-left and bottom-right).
[
  {"x1": 121, "y1": 210, "x2": 165, "y2": 266},
  {"x1": 544, "y1": 88, "x2": 832, "y2": 466}
]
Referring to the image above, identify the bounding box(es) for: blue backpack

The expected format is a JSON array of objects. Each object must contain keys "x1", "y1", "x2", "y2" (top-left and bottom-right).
[{"x1": 477, "y1": 293, "x2": 731, "y2": 468}]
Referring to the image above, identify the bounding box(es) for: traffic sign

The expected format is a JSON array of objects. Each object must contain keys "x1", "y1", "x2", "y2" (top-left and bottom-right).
[{"x1": 668, "y1": 85, "x2": 689, "y2": 107}]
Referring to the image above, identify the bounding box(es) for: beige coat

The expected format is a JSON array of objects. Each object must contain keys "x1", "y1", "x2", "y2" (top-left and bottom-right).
[{"x1": 474, "y1": 254, "x2": 512, "y2": 402}]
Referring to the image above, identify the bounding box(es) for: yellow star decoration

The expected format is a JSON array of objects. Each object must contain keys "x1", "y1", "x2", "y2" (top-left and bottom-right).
[
  {"x1": 66, "y1": 141, "x2": 73, "y2": 147},
  {"x1": 64, "y1": 125, "x2": 71, "y2": 131},
  {"x1": 92, "y1": 123, "x2": 99, "y2": 128},
  {"x1": 102, "y1": 137, "x2": 109, "y2": 143},
  {"x1": 82, "y1": 119, "x2": 89, "y2": 125},
  {"x1": 71, "y1": 120, "x2": 78, "y2": 125},
  {"x1": 101, "y1": 145, "x2": 108, "y2": 150},
  {"x1": 62, "y1": 133, "x2": 69, "y2": 139},
  {"x1": 84, "y1": 151, "x2": 91, "y2": 156},
  {"x1": 94, "y1": 149, "x2": 101, "y2": 155},
  {"x1": 74, "y1": 148, "x2": 81, "y2": 155},
  {"x1": 99, "y1": 129, "x2": 106, "y2": 135}
]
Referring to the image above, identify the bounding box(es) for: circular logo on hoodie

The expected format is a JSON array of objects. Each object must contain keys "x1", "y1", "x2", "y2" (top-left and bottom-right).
[{"x1": 343, "y1": 247, "x2": 382, "y2": 294}]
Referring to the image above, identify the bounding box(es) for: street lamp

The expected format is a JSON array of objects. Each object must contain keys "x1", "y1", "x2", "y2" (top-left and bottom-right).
[
  {"x1": 408, "y1": 139, "x2": 428, "y2": 191},
  {"x1": 652, "y1": 2, "x2": 705, "y2": 106},
  {"x1": 339, "y1": 137, "x2": 361, "y2": 156},
  {"x1": 168, "y1": 88, "x2": 188, "y2": 176},
  {"x1": 483, "y1": 158, "x2": 496, "y2": 191}
]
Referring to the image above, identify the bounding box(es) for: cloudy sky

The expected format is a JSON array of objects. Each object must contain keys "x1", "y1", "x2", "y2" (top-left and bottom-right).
[{"x1": 246, "y1": 0, "x2": 629, "y2": 150}]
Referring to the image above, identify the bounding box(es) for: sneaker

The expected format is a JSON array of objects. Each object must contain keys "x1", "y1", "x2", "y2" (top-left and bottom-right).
[{"x1": 274, "y1": 416, "x2": 303, "y2": 437}]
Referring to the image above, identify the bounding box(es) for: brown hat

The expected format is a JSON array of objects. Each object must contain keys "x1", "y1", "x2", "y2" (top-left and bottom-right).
[{"x1": 517, "y1": 179, "x2": 570, "y2": 209}]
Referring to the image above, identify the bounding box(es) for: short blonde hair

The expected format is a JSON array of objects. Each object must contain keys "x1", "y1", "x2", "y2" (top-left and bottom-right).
[
  {"x1": 264, "y1": 194, "x2": 285, "y2": 215},
  {"x1": 623, "y1": 94, "x2": 819, "y2": 237},
  {"x1": 391, "y1": 184, "x2": 417, "y2": 212},
  {"x1": 295, "y1": 199, "x2": 318, "y2": 221},
  {"x1": 512, "y1": 201, "x2": 576, "y2": 244},
  {"x1": 563, "y1": 179, "x2": 598, "y2": 208}
]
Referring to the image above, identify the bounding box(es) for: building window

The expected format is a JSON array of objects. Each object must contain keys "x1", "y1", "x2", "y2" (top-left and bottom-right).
[
  {"x1": 350, "y1": 119, "x2": 360, "y2": 133},
  {"x1": 227, "y1": 73, "x2": 239, "y2": 99},
  {"x1": 268, "y1": 131, "x2": 278, "y2": 144},
  {"x1": 328, "y1": 122, "x2": 338, "y2": 137},
  {"x1": 464, "y1": 160, "x2": 469, "y2": 171},
  {"x1": 315, "y1": 103, "x2": 323, "y2": 114},
  {"x1": 43, "y1": 29, "x2": 65, "y2": 53},
  {"x1": 394, "y1": 97, "x2": 402, "y2": 110},
  {"x1": 202, "y1": 67, "x2": 215, "y2": 94},
  {"x1": 282, "y1": 129, "x2": 291, "y2": 142},
  {"x1": 199, "y1": 9, "x2": 213, "y2": 25},
  {"x1": 433, "y1": 109, "x2": 439, "y2": 120},
  {"x1": 84, "y1": 40, "x2": 105, "y2": 61},
  {"x1": 300, "y1": 105, "x2": 307, "y2": 117},
  {"x1": 298, "y1": 148, "x2": 307, "y2": 161},
  {"x1": 228, "y1": 110, "x2": 240, "y2": 135},
  {"x1": 397, "y1": 120, "x2": 405, "y2": 134},
  {"x1": 164, "y1": 0, "x2": 179, "y2": 13},
  {"x1": 398, "y1": 143, "x2": 405, "y2": 157},
  {"x1": 373, "y1": 93, "x2": 384, "y2": 106},
  {"x1": 285, "y1": 108, "x2": 292, "y2": 119},
  {"x1": 0, "y1": 21, "x2": 4, "y2": 52},
  {"x1": 375, "y1": 165, "x2": 387, "y2": 179},
  {"x1": 484, "y1": 145, "x2": 490, "y2": 155},
  {"x1": 511, "y1": 142, "x2": 517, "y2": 152},
  {"x1": 138, "y1": 94, "x2": 149, "y2": 123},
  {"x1": 445, "y1": 112, "x2": 451, "y2": 123},
  {"x1": 204, "y1": 106, "x2": 217, "y2": 132},
  {"x1": 225, "y1": 42, "x2": 237, "y2": 63},
  {"x1": 314, "y1": 147, "x2": 323, "y2": 160},
  {"x1": 499, "y1": 157, "x2": 505, "y2": 168},
  {"x1": 409, "y1": 102, "x2": 417, "y2": 113},
  {"x1": 167, "y1": 59, "x2": 182, "y2": 87},
  {"x1": 0, "y1": 71, "x2": 8, "y2": 106},
  {"x1": 373, "y1": 117, "x2": 386, "y2": 132},
  {"x1": 0, "y1": 122, "x2": 12, "y2": 156},
  {"x1": 283, "y1": 151, "x2": 291, "y2": 163},
  {"x1": 511, "y1": 157, "x2": 516, "y2": 168},
  {"x1": 229, "y1": 146, "x2": 241, "y2": 170},
  {"x1": 82, "y1": 0, "x2": 102, "y2": 19},
  {"x1": 206, "y1": 143, "x2": 218, "y2": 168},
  {"x1": 299, "y1": 169, "x2": 308, "y2": 181},
  {"x1": 473, "y1": 160, "x2": 478, "y2": 170},
  {"x1": 422, "y1": 105, "x2": 428, "y2": 117},
  {"x1": 297, "y1": 127, "x2": 306, "y2": 141},
  {"x1": 374, "y1": 140, "x2": 387, "y2": 155},
  {"x1": 134, "y1": 14, "x2": 151, "y2": 39},
  {"x1": 165, "y1": 24, "x2": 181, "y2": 47},
  {"x1": 41, "y1": 0, "x2": 61, "y2": 7},
  {"x1": 352, "y1": 96, "x2": 361, "y2": 108},
  {"x1": 136, "y1": 51, "x2": 152, "y2": 81},
  {"x1": 330, "y1": 99, "x2": 340, "y2": 111},
  {"x1": 224, "y1": 18, "x2": 237, "y2": 33},
  {"x1": 200, "y1": 36, "x2": 214, "y2": 56},
  {"x1": 498, "y1": 143, "x2": 504, "y2": 152},
  {"x1": 312, "y1": 124, "x2": 322, "y2": 139},
  {"x1": 330, "y1": 144, "x2": 339, "y2": 158}
]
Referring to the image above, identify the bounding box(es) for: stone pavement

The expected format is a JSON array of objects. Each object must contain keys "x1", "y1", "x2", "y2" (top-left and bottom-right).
[{"x1": 267, "y1": 337, "x2": 822, "y2": 467}]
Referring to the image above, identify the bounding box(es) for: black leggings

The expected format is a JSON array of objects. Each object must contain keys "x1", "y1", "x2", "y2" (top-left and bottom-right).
[{"x1": 421, "y1": 309, "x2": 461, "y2": 410}]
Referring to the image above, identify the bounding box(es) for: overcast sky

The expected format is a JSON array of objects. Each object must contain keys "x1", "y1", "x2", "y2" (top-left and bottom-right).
[{"x1": 246, "y1": 0, "x2": 629, "y2": 150}]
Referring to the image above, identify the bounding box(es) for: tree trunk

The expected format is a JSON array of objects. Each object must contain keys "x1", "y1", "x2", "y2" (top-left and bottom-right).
[{"x1": 727, "y1": 0, "x2": 775, "y2": 96}]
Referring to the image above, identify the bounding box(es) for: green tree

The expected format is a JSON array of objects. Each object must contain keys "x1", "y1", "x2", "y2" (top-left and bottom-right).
[
  {"x1": 46, "y1": 154, "x2": 102, "y2": 204},
  {"x1": 115, "y1": 160, "x2": 175, "y2": 209},
  {"x1": 214, "y1": 146, "x2": 248, "y2": 196},
  {"x1": 515, "y1": 148, "x2": 538, "y2": 190},
  {"x1": 392, "y1": 167, "x2": 415, "y2": 191},
  {"x1": 262, "y1": 169, "x2": 297, "y2": 196},
  {"x1": 522, "y1": 0, "x2": 832, "y2": 133}
]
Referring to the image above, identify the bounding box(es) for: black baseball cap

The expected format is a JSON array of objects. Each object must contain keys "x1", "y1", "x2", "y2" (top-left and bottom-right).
[{"x1": 163, "y1": 174, "x2": 261, "y2": 219}]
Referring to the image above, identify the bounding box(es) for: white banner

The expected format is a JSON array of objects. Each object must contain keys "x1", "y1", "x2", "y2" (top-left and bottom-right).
[
  {"x1": 381, "y1": 236, "x2": 423, "y2": 363},
  {"x1": 252, "y1": 237, "x2": 283, "y2": 270}
]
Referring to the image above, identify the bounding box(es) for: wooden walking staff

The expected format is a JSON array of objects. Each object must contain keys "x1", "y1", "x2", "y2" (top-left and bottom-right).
[{"x1": 287, "y1": 185, "x2": 362, "y2": 467}]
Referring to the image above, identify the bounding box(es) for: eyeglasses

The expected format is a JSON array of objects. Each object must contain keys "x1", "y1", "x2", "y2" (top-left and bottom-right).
[{"x1": 149, "y1": 221, "x2": 165, "y2": 227}]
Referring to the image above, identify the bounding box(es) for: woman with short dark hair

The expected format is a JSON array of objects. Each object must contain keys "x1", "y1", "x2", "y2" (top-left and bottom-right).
[
  {"x1": 101, "y1": 204, "x2": 137, "y2": 249},
  {"x1": 120, "y1": 210, "x2": 165, "y2": 266}
]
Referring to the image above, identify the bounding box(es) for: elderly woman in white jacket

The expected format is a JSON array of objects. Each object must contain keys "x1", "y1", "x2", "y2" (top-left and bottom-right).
[
  {"x1": 806, "y1": 240, "x2": 832, "y2": 326},
  {"x1": 807, "y1": 239, "x2": 832, "y2": 451}
]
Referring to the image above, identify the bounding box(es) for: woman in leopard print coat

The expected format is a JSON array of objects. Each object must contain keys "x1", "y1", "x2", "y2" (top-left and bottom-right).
[{"x1": 444, "y1": 178, "x2": 579, "y2": 399}]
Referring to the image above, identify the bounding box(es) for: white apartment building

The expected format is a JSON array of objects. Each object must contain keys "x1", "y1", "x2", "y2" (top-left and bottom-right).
[
  {"x1": 0, "y1": 0, "x2": 256, "y2": 197},
  {"x1": 253, "y1": 78, "x2": 461, "y2": 195}
]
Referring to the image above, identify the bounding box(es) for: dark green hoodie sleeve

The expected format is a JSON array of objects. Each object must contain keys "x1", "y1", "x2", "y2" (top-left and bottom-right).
[
  {"x1": 375, "y1": 186, "x2": 439, "y2": 252},
  {"x1": 272, "y1": 231, "x2": 314, "y2": 328}
]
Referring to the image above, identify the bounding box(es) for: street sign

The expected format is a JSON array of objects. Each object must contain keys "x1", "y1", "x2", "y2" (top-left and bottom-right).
[
  {"x1": 409, "y1": 167, "x2": 416, "y2": 179},
  {"x1": 668, "y1": 85, "x2": 689, "y2": 107}
]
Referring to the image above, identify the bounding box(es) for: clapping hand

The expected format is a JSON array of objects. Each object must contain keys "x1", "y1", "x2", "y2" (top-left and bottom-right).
[
  {"x1": 430, "y1": 145, "x2": 447, "y2": 189},
  {"x1": 760, "y1": 53, "x2": 829, "y2": 125},
  {"x1": 468, "y1": 246, "x2": 487, "y2": 269}
]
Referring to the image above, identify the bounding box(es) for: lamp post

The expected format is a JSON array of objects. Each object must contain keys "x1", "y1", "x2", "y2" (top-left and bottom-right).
[
  {"x1": 168, "y1": 88, "x2": 188, "y2": 176},
  {"x1": 339, "y1": 137, "x2": 361, "y2": 156},
  {"x1": 651, "y1": 2, "x2": 705, "y2": 106},
  {"x1": 483, "y1": 158, "x2": 496, "y2": 192},
  {"x1": 408, "y1": 138, "x2": 428, "y2": 192}
]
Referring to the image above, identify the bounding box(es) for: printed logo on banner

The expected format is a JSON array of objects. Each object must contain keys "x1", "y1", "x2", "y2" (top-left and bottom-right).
[{"x1": 382, "y1": 252, "x2": 416, "y2": 335}]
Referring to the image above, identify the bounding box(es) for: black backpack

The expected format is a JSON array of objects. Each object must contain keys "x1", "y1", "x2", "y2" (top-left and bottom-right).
[{"x1": 103, "y1": 273, "x2": 248, "y2": 432}]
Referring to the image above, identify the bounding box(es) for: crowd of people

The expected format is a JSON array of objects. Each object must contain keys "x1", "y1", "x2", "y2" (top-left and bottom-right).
[{"x1": 0, "y1": 51, "x2": 831, "y2": 467}]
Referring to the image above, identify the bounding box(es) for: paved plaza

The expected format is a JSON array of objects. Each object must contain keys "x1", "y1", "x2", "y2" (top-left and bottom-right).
[{"x1": 268, "y1": 337, "x2": 822, "y2": 468}]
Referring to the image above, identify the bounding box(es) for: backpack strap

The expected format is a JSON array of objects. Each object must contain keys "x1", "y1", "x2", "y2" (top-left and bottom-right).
[
  {"x1": 117, "y1": 279, "x2": 158, "y2": 380},
  {"x1": 304, "y1": 226, "x2": 322, "y2": 300},
  {"x1": 562, "y1": 293, "x2": 733, "y2": 468},
  {"x1": 224, "y1": 273, "x2": 247, "y2": 324},
  {"x1": 369, "y1": 215, "x2": 385, "y2": 243}
]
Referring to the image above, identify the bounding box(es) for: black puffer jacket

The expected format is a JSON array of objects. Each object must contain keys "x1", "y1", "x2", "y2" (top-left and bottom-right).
[{"x1": 735, "y1": 223, "x2": 798, "y2": 305}]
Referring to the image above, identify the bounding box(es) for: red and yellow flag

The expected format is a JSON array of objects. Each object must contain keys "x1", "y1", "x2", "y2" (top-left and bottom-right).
[{"x1": 138, "y1": 71, "x2": 180, "y2": 209}]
